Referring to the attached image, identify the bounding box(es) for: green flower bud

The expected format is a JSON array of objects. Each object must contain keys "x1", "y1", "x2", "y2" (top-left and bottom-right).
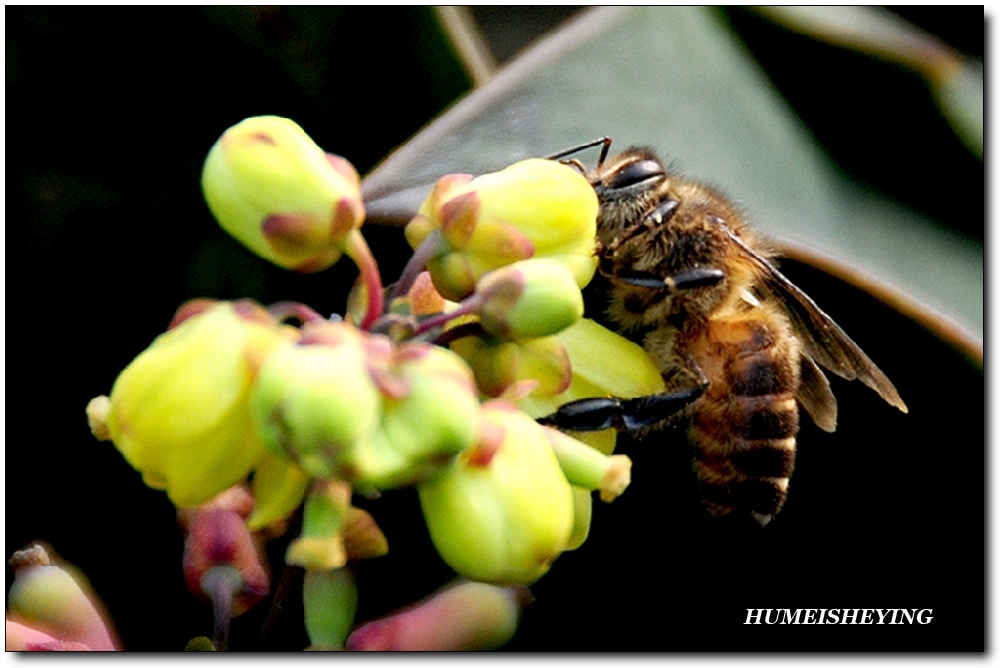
[
  {"x1": 476, "y1": 259, "x2": 584, "y2": 340},
  {"x1": 405, "y1": 159, "x2": 598, "y2": 301},
  {"x1": 417, "y1": 402, "x2": 574, "y2": 585},
  {"x1": 304, "y1": 567, "x2": 357, "y2": 650},
  {"x1": 341, "y1": 342, "x2": 480, "y2": 490},
  {"x1": 380, "y1": 343, "x2": 479, "y2": 462},
  {"x1": 7, "y1": 545, "x2": 119, "y2": 651},
  {"x1": 103, "y1": 300, "x2": 291, "y2": 507},
  {"x1": 249, "y1": 322, "x2": 382, "y2": 481},
  {"x1": 202, "y1": 116, "x2": 365, "y2": 273}
]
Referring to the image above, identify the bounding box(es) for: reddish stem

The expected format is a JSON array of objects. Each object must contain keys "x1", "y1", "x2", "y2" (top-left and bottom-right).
[
  {"x1": 344, "y1": 230, "x2": 384, "y2": 330},
  {"x1": 411, "y1": 294, "x2": 483, "y2": 337},
  {"x1": 267, "y1": 301, "x2": 326, "y2": 325},
  {"x1": 388, "y1": 231, "x2": 445, "y2": 302}
]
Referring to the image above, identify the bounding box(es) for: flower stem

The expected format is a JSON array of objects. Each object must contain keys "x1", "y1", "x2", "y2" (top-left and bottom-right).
[
  {"x1": 428, "y1": 321, "x2": 488, "y2": 346},
  {"x1": 267, "y1": 301, "x2": 326, "y2": 325},
  {"x1": 411, "y1": 294, "x2": 483, "y2": 338},
  {"x1": 389, "y1": 231, "x2": 445, "y2": 302},
  {"x1": 344, "y1": 229, "x2": 384, "y2": 330},
  {"x1": 200, "y1": 566, "x2": 243, "y2": 651}
]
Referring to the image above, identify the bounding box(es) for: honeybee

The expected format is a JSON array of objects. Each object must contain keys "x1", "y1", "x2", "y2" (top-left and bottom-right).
[{"x1": 540, "y1": 138, "x2": 908, "y2": 526}]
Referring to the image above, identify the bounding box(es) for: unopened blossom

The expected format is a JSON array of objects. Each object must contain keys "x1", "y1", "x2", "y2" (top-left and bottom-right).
[
  {"x1": 405, "y1": 159, "x2": 598, "y2": 301},
  {"x1": 95, "y1": 300, "x2": 293, "y2": 507},
  {"x1": 417, "y1": 402, "x2": 574, "y2": 585},
  {"x1": 202, "y1": 115, "x2": 364, "y2": 273},
  {"x1": 7, "y1": 544, "x2": 119, "y2": 651},
  {"x1": 475, "y1": 258, "x2": 584, "y2": 340}
]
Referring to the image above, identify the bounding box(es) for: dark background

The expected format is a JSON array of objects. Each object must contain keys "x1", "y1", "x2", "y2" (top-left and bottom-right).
[{"x1": 7, "y1": 7, "x2": 983, "y2": 651}]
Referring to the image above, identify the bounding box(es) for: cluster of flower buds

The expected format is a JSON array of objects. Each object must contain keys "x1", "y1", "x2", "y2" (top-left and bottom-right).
[
  {"x1": 77, "y1": 115, "x2": 671, "y2": 650},
  {"x1": 403, "y1": 158, "x2": 599, "y2": 301},
  {"x1": 396, "y1": 162, "x2": 595, "y2": 410},
  {"x1": 251, "y1": 320, "x2": 480, "y2": 494},
  {"x1": 397, "y1": 155, "x2": 669, "y2": 453}
]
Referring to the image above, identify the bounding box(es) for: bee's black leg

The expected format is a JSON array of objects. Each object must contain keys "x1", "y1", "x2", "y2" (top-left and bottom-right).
[
  {"x1": 617, "y1": 267, "x2": 725, "y2": 292},
  {"x1": 536, "y1": 397, "x2": 623, "y2": 431},
  {"x1": 618, "y1": 386, "x2": 706, "y2": 430},
  {"x1": 545, "y1": 137, "x2": 612, "y2": 166},
  {"x1": 604, "y1": 199, "x2": 681, "y2": 258},
  {"x1": 537, "y1": 384, "x2": 705, "y2": 432}
]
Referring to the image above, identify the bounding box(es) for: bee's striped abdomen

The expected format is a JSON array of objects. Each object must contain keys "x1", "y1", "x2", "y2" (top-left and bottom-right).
[{"x1": 687, "y1": 308, "x2": 801, "y2": 525}]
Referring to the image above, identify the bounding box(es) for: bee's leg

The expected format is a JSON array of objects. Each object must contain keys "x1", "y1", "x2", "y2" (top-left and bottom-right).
[
  {"x1": 617, "y1": 267, "x2": 725, "y2": 292},
  {"x1": 604, "y1": 198, "x2": 681, "y2": 259},
  {"x1": 599, "y1": 199, "x2": 684, "y2": 278},
  {"x1": 536, "y1": 384, "x2": 705, "y2": 433},
  {"x1": 545, "y1": 137, "x2": 612, "y2": 166}
]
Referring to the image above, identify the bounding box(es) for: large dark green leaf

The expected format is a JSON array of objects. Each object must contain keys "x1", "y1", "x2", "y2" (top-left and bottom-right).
[{"x1": 363, "y1": 6, "x2": 982, "y2": 342}]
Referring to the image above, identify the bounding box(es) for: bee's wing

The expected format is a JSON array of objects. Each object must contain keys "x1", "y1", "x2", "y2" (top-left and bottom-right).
[
  {"x1": 727, "y1": 231, "x2": 908, "y2": 414},
  {"x1": 797, "y1": 354, "x2": 838, "y2": 432}
]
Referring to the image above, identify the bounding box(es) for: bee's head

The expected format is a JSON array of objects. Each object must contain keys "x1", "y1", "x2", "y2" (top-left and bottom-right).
[
  {"x1": 593, "y1": 147, "x2": 667, "y2": 202},
  {"x1": 592, "y1": 147, "x2": 669, "y2": 243}
]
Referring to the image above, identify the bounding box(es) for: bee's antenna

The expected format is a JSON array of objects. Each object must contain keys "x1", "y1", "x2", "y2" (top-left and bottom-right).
[{"x1": 545, "y1": 137, "x2": 612, "y2": 168}]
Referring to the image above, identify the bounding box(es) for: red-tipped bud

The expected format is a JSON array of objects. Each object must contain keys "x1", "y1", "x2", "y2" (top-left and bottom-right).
[
  {"x1": 180, "y1": 487, "x2": 270, "y2": 616},
  {"x1": 476, "y1": 259, "x2": 584, "y2": 340},
  {"x1": 417, "y1": 402, "x2": 574, "y2": 585},
  {"x1": 7, "y1": 544, "x2": 120, "y2": 651},
  {"x1": 405, "y1": 159, "x2": 598, "y2": 301},
  {"x1": 346, "y1": 580, "x2": 527, "y2": 651},
  {"x1": 202, "y1": 116, "x2": 365, "y2": 272}
]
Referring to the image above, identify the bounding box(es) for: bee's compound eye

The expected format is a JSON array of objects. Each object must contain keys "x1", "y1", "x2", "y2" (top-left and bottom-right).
[{"x1": 606, "y1": 159, "x2": 665, "y2": 191}]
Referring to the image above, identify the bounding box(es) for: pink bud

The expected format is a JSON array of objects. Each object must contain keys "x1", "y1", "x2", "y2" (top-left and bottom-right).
[{"x1": 347, "y1": 581, "x2": 528, "y2": 651}]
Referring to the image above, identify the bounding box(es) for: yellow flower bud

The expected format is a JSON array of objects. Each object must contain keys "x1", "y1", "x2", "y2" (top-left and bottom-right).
[
  {"x1": 202, "y1": 116, "x2": 364, "y2": 273},
  {"x1": 105, "y1": 300, "x2": 290, "y2": 507},
  {"x1": 476, "y1": 258, "x2": 584, "y2": 340},
  {"x1": 402, "y1": 271, "x2": 447, "y2": 317},
  {"x1": 417, "y1": 402, "x2": 574, "y2": 585},
  {"x1": 342, "y1": 507, "x2": 389, "y2": 561},
  {"x1": 405, "y1": 159, "x2": 598, "y2": 301},
  {"x1": 247, "y1": 452, "x2": 310, "y2": 532}
]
